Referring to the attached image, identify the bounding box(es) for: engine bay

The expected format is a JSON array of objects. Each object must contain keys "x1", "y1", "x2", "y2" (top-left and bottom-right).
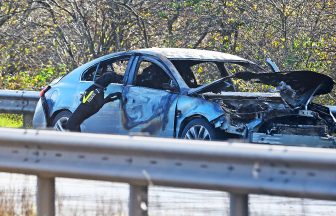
[{"x1": 199, "y1": 70, "x2": 336, "y2": 147}]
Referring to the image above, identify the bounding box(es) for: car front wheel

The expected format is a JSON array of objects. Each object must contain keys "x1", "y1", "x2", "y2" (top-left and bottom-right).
[
  {"x1": 180, "y1": 118, "x2": 218, "y2": 141},
  {"x1": 52, "y1": 110, "x2": 72, "y2": 131}
]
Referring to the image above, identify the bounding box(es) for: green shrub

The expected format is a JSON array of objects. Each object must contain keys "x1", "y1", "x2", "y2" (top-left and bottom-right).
[
  {"x1": 2, "y1": 64, "x2": 67, "y2": 90},
  {"x1": 0, "y1": 114, "x2": 23, "y2": 128}
]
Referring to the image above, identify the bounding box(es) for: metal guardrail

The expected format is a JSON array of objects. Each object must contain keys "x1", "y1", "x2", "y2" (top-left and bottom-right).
[
  {"x1": 0, "y1": 128, "x2": 336, "y2": 216},
  {"x1": 0, "y1": 90, "x2": 39, "y2": 127}
]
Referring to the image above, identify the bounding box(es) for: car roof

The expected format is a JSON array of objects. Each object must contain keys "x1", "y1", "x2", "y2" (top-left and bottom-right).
[{"x1": 132, "y1": 48, "x2": 249, "y2": 62}]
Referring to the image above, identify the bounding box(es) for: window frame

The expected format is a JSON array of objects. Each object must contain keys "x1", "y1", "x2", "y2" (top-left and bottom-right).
[
  {"x1": 80, "y1": 64, "x2": 98, "y2": 82},
  {"x1": 128, "y1": 55, "x2": 180, "y2": 92},
  {"x1": 80, "y1": 54, "x2": 133, "y2": 84}
]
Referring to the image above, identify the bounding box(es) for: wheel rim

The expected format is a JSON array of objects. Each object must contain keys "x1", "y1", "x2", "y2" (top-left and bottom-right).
[
  {"x1": 53, "y1": 117, "x2": 69, "y2": 131},
  {"x1": 184, "y1": 125, "x2": 211, "y2": 140}
]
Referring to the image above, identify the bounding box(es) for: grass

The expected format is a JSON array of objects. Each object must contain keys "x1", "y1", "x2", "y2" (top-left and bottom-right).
[
  {"x1": 0, "y1": 114, "x2": 23, "y2": 128},
  {"x1": 0, "y1": 187, "x2": 35, "y2": 216},
  {"x1": 0, "y1": 187, "x2": 125, "y2": 216}
]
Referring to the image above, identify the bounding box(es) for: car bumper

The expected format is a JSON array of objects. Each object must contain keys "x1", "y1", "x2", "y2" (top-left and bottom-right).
[{"x1": 32, "y1": 99, "x2": 48, "y2": 128}]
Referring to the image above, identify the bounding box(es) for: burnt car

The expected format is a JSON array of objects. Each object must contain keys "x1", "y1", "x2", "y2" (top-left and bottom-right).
[{"x1": 33, "y1": 48, "x2": 336, "y2": 147}]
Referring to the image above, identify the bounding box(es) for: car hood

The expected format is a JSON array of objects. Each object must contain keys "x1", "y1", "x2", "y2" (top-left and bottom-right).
[{"x1": 188, "y1": 71, "x2": 335, "y2": 108}]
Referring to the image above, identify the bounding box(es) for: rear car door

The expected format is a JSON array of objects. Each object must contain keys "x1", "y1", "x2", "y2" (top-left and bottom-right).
[
  {"x1": 120, "y1": 55, "x2": 179, "y2": 137},
  {"x1": 80, "y1": 55, "x2": 134, "y2": 133}
]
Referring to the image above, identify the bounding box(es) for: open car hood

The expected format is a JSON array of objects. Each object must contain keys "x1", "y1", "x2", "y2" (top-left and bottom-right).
[{"x1": 188, "y1": 71, "x2": 335, "y2": 108}]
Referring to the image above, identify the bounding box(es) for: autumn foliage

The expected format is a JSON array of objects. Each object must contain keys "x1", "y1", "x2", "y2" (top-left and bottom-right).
[{"x1": 0, "y1": 0, "x2": 335, "y2": 96}]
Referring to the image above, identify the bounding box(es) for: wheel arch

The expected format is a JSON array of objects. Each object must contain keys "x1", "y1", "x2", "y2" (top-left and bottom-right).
[
  {"x1": 49, "y1": 109, "x2": 72, "y2": 126},
  {"x1": 174, "y1": 95, "x2": 225, "y2": 138},
  {"x1": 177, "y1": 114, "x2": 209, "y2": 138}
]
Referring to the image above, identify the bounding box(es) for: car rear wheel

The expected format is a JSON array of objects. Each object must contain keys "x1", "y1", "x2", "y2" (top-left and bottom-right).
[
  {"x1": 52, "y1": 110, "x2": 72, "y2": 131},
  {"x1": 180, "y1": 118, "x2": 218, "y2": 141}
]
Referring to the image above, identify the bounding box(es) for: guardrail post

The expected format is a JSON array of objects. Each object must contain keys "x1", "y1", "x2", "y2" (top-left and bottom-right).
[
  {"x1": 37, "y1": 176, "x2": 55, "y2": 216},
  {"x1": 23, "y1": 113, "x2": 34, "y2": 128},
  {"x1": 129, "y1": 185, "x2": 148, "y2": 216},
  {"x1": 230, "y1": 193, "x2": 248, "y2": 216}
]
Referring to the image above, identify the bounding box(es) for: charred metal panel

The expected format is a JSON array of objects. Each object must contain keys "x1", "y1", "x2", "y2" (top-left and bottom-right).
[
  {"x1": 208, "y1": 92, "x2": 281, "y2": 98},
  {"x1": 250, "y1": 133, "x2": 336, "y2": 148},
  {"x1": 271, "y1": 124, "x2": 327, "y2": 136},
  {"x1": 233, "y1": 71, "x2": 334, "y2": 96},
  {"x1": 175, "y1": 95, "x2": 225, "y2": 136},
  {"x1": 203, "y1": 91, "x2": 336, "y2": 139},
  {"x1": 206, "y1": 93, "x2": 288, "y2": 123},
  {"x1": 120, "y1": 86, "x2": 178, "y2": 137},
  {"x1": 233, "y1": 71, "x2": 334, "y2": 108},
  {"x1": 309, "y1": 103, "x2": 336, "y2": 133}
]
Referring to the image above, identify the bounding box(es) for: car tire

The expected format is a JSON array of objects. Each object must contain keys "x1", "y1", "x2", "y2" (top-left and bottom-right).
[
  {"x1": 180, "y1": 118, "x2": 219, "y2": 141},
  {"x1": 52, "y1": 110, "x2": 72, "y2": 131}
]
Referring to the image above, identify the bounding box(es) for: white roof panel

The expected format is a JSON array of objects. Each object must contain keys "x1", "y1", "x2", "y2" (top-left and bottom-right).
[{"x1": 136, "y1": 48, "x2": 249, "y2": 62}]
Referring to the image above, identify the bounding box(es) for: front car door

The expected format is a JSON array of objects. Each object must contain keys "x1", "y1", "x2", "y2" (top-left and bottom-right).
[{"x1": 120, "y1": 55, "x2": 179, "y2": 137}]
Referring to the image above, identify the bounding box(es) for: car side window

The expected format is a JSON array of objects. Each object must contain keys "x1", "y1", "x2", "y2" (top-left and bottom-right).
[
  {"x1": 95, "y1": 57, "x2": 130, "y2": 84},
  {"x1": 134, "y1": 60, "x2": 173, "y2": 90},
  {"x1": 81, "y1": 64, "x2": 98, "y2": 81}
]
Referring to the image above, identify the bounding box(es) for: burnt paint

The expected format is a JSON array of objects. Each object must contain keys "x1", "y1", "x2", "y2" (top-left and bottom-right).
[
  {"x1": 175, "y1": 95, "x2": 225, "y2": 137},
  {"x1": 120, "y1": 86, "x2": 178, "y2": 137},
  {"x1": 233, "y1": 71, "x2": 334, "y2": 96},
  {"x1": 233, "y1": 71, "x2": 334, "y2": 108}
]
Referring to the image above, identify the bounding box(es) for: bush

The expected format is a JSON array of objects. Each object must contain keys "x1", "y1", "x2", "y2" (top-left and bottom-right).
[{"x1": 1, "y1": 64, "x2": 67, "y2": 91}]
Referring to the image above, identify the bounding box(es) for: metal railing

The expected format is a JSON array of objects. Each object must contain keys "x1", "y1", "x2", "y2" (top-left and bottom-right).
[
  {"x1": 0, "y1": 89, "x2": 39, "y2": 127},
  {"x1": 0, "y1": 128, "x2": 335, "y2": 216},
  {"x1": 1, "y1": 89, "x2": 336, "y2": 215}
]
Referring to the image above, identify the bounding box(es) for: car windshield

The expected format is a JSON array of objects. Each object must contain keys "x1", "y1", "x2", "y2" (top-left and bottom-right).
[{"x1": 171, "y1": 60, "x2": 263, "y2": 89}]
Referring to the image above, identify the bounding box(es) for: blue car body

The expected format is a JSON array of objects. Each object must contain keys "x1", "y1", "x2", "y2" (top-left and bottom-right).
[{"x1": 33, "y1": 48, "x2": 336, "y2": 147}]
